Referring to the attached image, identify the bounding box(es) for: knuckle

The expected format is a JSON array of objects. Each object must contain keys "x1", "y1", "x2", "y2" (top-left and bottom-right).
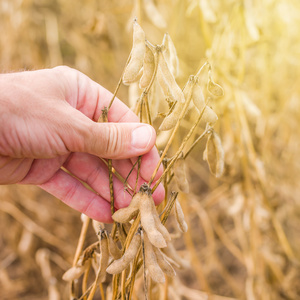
[
  {"x1": 105, "y1": 124, "x2": 122, "y2": 157},
  {"x1": 85, "y1": 123, "x2": 128, "y2": 158},
  {"x1": 82, "y1": 195, "x2": 97, "y2": 216},
  {"x1": 52, "y1": 66, "x2": 79, "y2": 85},
  {"x1": 63, "y1": 181, "x2": 79, "y2": 205},
  {"x1": 52, "y1": 65, "x2": 74, "y2": 74}
]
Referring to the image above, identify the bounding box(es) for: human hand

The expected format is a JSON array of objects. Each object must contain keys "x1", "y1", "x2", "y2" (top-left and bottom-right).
[{"x1": 0, "y1": 66, "x2": 164, "y2": 222}]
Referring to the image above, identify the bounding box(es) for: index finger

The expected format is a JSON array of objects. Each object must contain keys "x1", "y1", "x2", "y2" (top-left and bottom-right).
[
  {"x1": 58, "y1": 66, "x2": 139, "y2": 123},
  {"x1": 60, "y1": 67, "x2": 163, "y2": 179}
]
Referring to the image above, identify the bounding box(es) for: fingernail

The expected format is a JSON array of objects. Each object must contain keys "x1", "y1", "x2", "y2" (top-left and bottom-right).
[{"x1": 131, "y1": 125, "x2": 153, "y2": 149}]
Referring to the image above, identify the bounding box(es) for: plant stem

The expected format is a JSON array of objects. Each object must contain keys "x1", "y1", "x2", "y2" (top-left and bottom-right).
[
  {"x1": 163, "y1": 158, "x2": 169, "y2": 206},
  {"x1": 128, "y1": 251, "x2": 140, "y2": 299},
  {"x1": 142, "y1": 231, "x2": 148, "y2": 300},
  {"x1": 78, "y1": 285, "x2": 93, "y2": 300},
  {"x1": 112, "y1": 273, "x2": 120, "y2": 300},
  {"x1": 160, "y1": 191, "x2": 178, "y2": 225},
  {"x1": 108, "y1": 158, "x2": 115, "y2": 215},
  {"x1": 73, "y1": 217, "x2": 90, "y2": 266},
  {"x1": 99, "y1": 283, "x2": 105, "y2": 300},
  {"x1": 195, "y1": 61, "x2": 209, "y2": 77},
  {"x1": 148, "y1": 75, "x2": 196, "y2": 186},
  {"x1": 151, "y1": 96, "x2": 212, "y2": 193},
  {"x1": 121, "y1": 267, "x2": 127, "y2": 300},
  {"x1": 144, "y1": 93, "x2": 152, "y2": 126},
  {"x1": 98, "y1": 108, "x2": 115, "y2": 215},
  {"x1": 108, "y1": 53, "x2": 132, "y2": 110},
  {"x1": 183, "y1": 126, "x2": 210, "y2": 159},
  {"x1": 124, "y1": 158, "x2": 139, "y2": 187},
  {"x1": 134, "y1": 156, "x2": 142, "y2": 194},
  {"x1": 82, "y1": 260, "x2": 91, "y2": 300}
]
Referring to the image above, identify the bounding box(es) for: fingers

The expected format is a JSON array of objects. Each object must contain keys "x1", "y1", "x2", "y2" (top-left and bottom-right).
[
  {"x1": 38, "y1": 169, "x2": 113, "y2": 223},
  {"x1": 85, "y1": 122, "x2": 156, "y2": 159},
  {"x1": 63, "y1": 152, "x2": 165, "y2": 208},
  {"x1": 19, "y1": 155, "x2": 69, "y2": 185},
  {"x1": 54, "y1": 66, "x2": 139, "y2": 123},
  {"x1": 55, "y1": 66, "x2": 164, "y2": 165},
  {"x1": 130, "y1": 147, "x2": 164, "y2": 181},
  {"x1": 0, "y1": 156, "x2": 33, "y2": 184},
  {"x1": 62, "y1": 106, "x2": 156, "y2": 159},
  {"x1": 112, "y1": 159, "x2": 165, "y2": 205},
  {"x1": 63, "y1": 152, "x2": 132, "y2": 209}
]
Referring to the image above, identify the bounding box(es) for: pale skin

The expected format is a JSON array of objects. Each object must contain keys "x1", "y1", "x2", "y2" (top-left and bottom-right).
[{"x1": 0, "y1": 66, "x2": 164, "y2": 222}]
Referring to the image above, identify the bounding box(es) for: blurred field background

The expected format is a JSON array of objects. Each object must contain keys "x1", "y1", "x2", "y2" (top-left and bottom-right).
[{"x1": 1, "y1": 0, "x2": 300, "y2": 299}]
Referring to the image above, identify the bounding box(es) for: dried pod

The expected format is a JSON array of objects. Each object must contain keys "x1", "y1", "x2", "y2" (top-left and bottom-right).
[
  {"x1": 152, "y1": 204, "x2": 171, "y2": 243},
  {"x1": 158, "y1": 51, "x2": 185, "y2": 103},
  {"x1": 159, "y1": 76, "x2": 194, "y2": 131},
  {"x1": 112, "y1": 191, "x2": 141, "y2": 223},
  {"x1": 156, "y1": 65, "x2": 173, "y2": 100},
  {"x1": 108, "y1": 235, "x2": 122, "y2": 260},
  {"x1": 148, "y1": 77, "x2": 164, "y2": 118},
  {"x1": 204, "y1": 131, "x2": 225, "y2": 178},
  {"x1": 162, "y1": 33, "x2": 179, "y2": 77},
  {"x1": 159, "y1": 101, "x2": 182, "y2": 131},
  {"x1": 143, "y1": 0, "x2": 167, "y2": 29},
  {"x1": 144, "y1": 233, "x2": 165, "y2": 283},
  {"x1": 113, "y1": 184, "x2": 170, "y2": 248},
  {"x1": 139, "y1": 193, "x2": 167, "y2": 248},
  {"x1": 112, "y1": 206, "x2": 139, "y2": 223},
  {"x1": 173, "y1": 156, "x2": 189, "y2": 193},
  {"x1": 207, "y1": 76, "x2": 224, "y2": 97},
  {"x1": 153, "y1": 247, "x2": 176, "y2": 277},
  {"x1": 123, "y1": 21, "x2": 146, "y2": 85},
  {"x1": 156, "y1": 130, "x2": 172, "y2": 149},
  {"x1": 92, "y1": 220, "x2": 103, "y2": 235},
  {"x1": 97, "y1": 230, "x2": 109, "y2": 283},
  {"x1": 201, "y1": 106, "x2": 218, "y2": 124},
  {"x1": 162, "y1": 241, "x2": 190, "y2": 269},
  {"x1": 62, "y1": 257, "x2": 88, "y2": 281},
  {"x1": 174, "y1": 199, "x2": 188, "y2": 233},
  {"x1": 62, "y1": 241, "x2": 98, "y2": 282},
  {"x1": 139, "y1": 44, "x2": 155, "y2": 89},
  {"x1": 62, "y1": 265, "x2": 87, "y2": 281},
  {"x1": 184, "y1": 76, "x2": 197, "y2": 114},
  {"x1": 128, "y1": 82, "x2": 141, "y2": 109},
  {"x1": 106, "y1": 231, "x2": 141, "y2": 274},
  {"x1": 192, "y1": 82, "x2": 205, "y2": 112}
]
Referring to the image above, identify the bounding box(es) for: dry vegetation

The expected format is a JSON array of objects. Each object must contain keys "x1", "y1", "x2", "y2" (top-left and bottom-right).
[{"x1": 1, "y1": 0, "x2": 300, "y2": 299}]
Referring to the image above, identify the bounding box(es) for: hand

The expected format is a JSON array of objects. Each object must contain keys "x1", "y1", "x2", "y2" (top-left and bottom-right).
[{"x1": 0, "y1": 66, "x2": 164, "y2": 222}]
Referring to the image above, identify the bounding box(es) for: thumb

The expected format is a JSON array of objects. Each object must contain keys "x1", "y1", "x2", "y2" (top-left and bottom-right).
[{"x1": 76, "y1": 121, "x2": 156, "y2": 159}]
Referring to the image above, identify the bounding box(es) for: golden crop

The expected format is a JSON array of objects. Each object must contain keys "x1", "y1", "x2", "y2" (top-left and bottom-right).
[{"x1": 1, "y1": 0, "x2": 300, "y2": 299}]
